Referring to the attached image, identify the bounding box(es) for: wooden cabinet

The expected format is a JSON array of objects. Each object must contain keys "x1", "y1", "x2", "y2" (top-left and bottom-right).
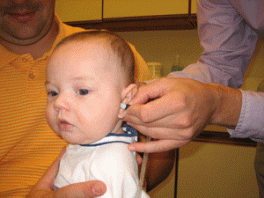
[
  {"x1": 191, "y1": 0, "x2": 197, "y2": 14},
  {"x1": 103, "y1": 0, "x2": 189, "y2": 19},
  {"x1": 55, "y1": 0, "x2": 102, "y2": 22},
  {"x1": 58, "y1": 0, "x2": 197, "y2": 31}
]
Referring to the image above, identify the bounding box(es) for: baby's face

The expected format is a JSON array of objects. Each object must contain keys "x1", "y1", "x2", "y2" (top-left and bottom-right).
[{"x1": 45, "y1": 41, "x2": 125, "y2": 144}]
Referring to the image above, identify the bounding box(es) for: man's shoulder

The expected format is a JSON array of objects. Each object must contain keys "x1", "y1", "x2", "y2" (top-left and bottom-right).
[
  {"x1": 61, "y1": 23, "x2": 106, "y2": 37},
  {"x1": 61, "y1": 22, "x2": 86, "y2": 36}
]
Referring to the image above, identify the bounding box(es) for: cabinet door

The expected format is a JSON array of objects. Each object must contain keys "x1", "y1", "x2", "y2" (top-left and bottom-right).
[
  {"x1": 103, "y1": 0, "x2": 189, "y2": 19},
  {"x1": 191, "y1": 0, "x2": 197, "y2": 14},
  {"x1": 55, "y1": 0, "x2": 102, "y2": 22}
]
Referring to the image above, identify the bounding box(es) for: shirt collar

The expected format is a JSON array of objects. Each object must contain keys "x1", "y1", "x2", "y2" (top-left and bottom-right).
[{"x1": 81, "y1": 125, "x2": 138, "y2": 147}]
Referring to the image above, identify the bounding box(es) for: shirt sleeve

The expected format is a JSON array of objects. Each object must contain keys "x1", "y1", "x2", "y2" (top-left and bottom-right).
[
  {"x1": 168, "y1": 0, "x2": 264, "y2": 141},
  {"x1": 90, "y1": 144, "x2": 147, "y2": 198},
  {"x1": 228, "y1": 90, "x2": 264, "y2": 142},
  {"x1": 169, "y1": 0, "x2": 258, "y2": 87}
]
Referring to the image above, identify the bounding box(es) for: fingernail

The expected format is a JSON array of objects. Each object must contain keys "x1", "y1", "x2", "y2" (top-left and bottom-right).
[
  {"x1": 128, "y1": 146, "x2": 135, "y2": 151},
  {"x1": 93, "y1": 183, "x2": 106, "y2": 195}
]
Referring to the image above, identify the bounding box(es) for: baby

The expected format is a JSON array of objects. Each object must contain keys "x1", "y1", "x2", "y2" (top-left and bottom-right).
[{"x1": 45, "y1": 30, "x2": 149, "y2": 198}]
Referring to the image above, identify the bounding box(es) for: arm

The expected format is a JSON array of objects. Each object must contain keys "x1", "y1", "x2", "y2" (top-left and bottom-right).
[
  {"x1": 144, "y1": 149, "x2": 175, "y2": 191},
  {"x1": 126, "y1": 79, "x2": 264, "y2": 153},
  {"x1": 169, "y1": 0, "x2": 264, "y2": 141},
  {"x1": 124, "y1": 0, "x2": 264, "y2": 152},
  {"x1": 169, "y1": 0, "x2": 259, "y2": 87},
  {"x1": 125, "y1": 78, "x2": 242, "y2": 152}
]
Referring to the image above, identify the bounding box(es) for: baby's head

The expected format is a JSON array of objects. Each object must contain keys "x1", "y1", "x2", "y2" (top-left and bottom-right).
[{"x1": 45, "y1": 31, "x2": 137, "y2": 145}]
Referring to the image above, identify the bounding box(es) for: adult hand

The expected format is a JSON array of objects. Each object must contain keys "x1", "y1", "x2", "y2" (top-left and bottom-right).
[
  {"x1": 26, "y1": 147, "x2": 107, "y2": 198},
  {"x1": 125, "y1": 77, "x2": 241, "y2": 153}
]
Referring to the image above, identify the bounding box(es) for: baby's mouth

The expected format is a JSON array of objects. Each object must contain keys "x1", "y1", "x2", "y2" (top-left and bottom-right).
[{"x1": 58, "y1": 120, "x2": 73, "y2": 131}]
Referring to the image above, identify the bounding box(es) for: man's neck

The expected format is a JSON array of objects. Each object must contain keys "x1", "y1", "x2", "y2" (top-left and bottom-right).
[{"x1": 0, "y1": 19, "x2": 59, "y2": 60}]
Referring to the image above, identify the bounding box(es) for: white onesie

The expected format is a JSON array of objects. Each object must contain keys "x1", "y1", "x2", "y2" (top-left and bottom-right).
[{"x1": 54, "y1": 125, "x2": 149, "y2": 198}]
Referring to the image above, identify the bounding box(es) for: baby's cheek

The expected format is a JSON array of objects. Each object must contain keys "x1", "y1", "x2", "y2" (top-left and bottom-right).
[{"x1": 45, "y1": 108, "x2": 54, "y2": 127}]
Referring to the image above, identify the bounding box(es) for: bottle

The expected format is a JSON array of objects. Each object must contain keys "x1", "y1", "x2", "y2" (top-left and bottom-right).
[
  {"x1": 171, "y1": 55, "x2": 183, "y2": 72},
  {"x1": 147, "y1": 62, "x2": 162, "y2": 80}
]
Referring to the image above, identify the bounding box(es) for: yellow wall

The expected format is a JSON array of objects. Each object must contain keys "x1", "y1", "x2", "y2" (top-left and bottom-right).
[
  {"x1": 118, "y1": 30, "x2": 202, "y2": 77},
  {"x1": 147, "y1": 142, "x2": 258, "y2": 198}
]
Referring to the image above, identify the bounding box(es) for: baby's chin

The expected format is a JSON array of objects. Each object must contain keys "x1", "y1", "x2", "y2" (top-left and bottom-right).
[
  {"x1": 66, "y1": 137, "x2": 99, "y2": 145},
  {"x1": 58, "y1": 133, "x2": 86, "y2": 145},
  {"x1": 59, "y1": 131, "x2": 105, "y2": 145}
]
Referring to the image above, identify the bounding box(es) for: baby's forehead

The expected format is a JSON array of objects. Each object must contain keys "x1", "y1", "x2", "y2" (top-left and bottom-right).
[
  {"x1": 51, "y1": 36, "x2": 123, "y2": 69},
  {"x1": 54, "y1": 39, "x2": 120, "y2": 67},
  {"x1": 61, "y1": 38, "x2": 115, "y2": 56},
  {"x1": 70, "y1": 36, "x2": 111, "y2": 48}
]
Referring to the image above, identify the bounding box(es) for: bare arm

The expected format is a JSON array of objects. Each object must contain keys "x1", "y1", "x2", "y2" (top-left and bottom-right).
[{"x1": 145, "y1": 150, "x2": 176, "y2": 191}]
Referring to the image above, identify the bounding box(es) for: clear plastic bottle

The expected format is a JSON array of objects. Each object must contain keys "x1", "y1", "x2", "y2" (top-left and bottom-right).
[
  {"x1": 147, "y1": 62, "x2": 162, "y2": 80},
  {"x1": 171, "y1": 55, "x2": 183, "y2": 72}
]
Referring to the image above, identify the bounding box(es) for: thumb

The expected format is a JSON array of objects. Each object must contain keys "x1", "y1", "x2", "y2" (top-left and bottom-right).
[
  {"x1": 53, "y1": 180, "x2": 107, "y2": 198},
  {"x1": 128, "y1": 140, "x2": 189, "y2": 153}
]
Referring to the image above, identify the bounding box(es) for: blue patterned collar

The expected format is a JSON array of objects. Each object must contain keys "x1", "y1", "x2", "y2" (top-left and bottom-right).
[{"x1": 80, "y1": 125, "x2": 138, "y2": 147}]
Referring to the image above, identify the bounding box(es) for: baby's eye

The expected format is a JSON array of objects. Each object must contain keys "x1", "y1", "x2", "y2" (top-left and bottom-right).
[
  {"x1": 77, "y1": 89, "x2": 89, "y2": 95},
  {"x1": 48, "y1": 91, "x2": 58, "y2": 97}
]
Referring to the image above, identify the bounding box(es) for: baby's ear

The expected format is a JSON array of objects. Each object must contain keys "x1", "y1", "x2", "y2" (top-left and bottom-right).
[{"x1": 118, "y1": 83, "x2": 137, "y2": 119}]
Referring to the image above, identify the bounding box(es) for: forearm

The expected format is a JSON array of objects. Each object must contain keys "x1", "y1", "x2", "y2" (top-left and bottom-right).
[
  {"x1": 145, "y1": 150, "x2": 175, "y2": 191},
  {"x1": 209, "y1": 83, "x2": 264, "y2": 142},
  {"x1": 209, "y1": 83, "x2": 242, "y2": 128}
]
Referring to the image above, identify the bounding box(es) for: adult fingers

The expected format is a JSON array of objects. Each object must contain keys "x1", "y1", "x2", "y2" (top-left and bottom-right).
[
  {"x1": 128, "y1": 139, "x2": 190, "y2": 153},
  {"x1": 127, "y1": 120, "x2": 194, "y2": 141},
  {"x1": 29, "y1": 180, "x2": 106, "y2": 198},
  {"x1": 52, "y1": 181, "x2": 107, "y2": 198},
  {"x1": 128, "y1": 83, "x2": 156, "y2": 105},
  {"x1": 129, "y1": 78, "x2": 170, "y2": 106},
  {"x1": 136, "y1": 153, "x2": 143, "y2": 165},
  {"x1": 126, "y1": 107, "x2": 190, "y2": 130},
  {"x1": 126, "y1": 92, "x2": 182, "y2": 125}
]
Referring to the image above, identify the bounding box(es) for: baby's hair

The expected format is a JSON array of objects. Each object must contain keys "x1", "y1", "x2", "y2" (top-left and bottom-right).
[{"x1": 54, "y1": 30, "x2": 135, "y2": 84}]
